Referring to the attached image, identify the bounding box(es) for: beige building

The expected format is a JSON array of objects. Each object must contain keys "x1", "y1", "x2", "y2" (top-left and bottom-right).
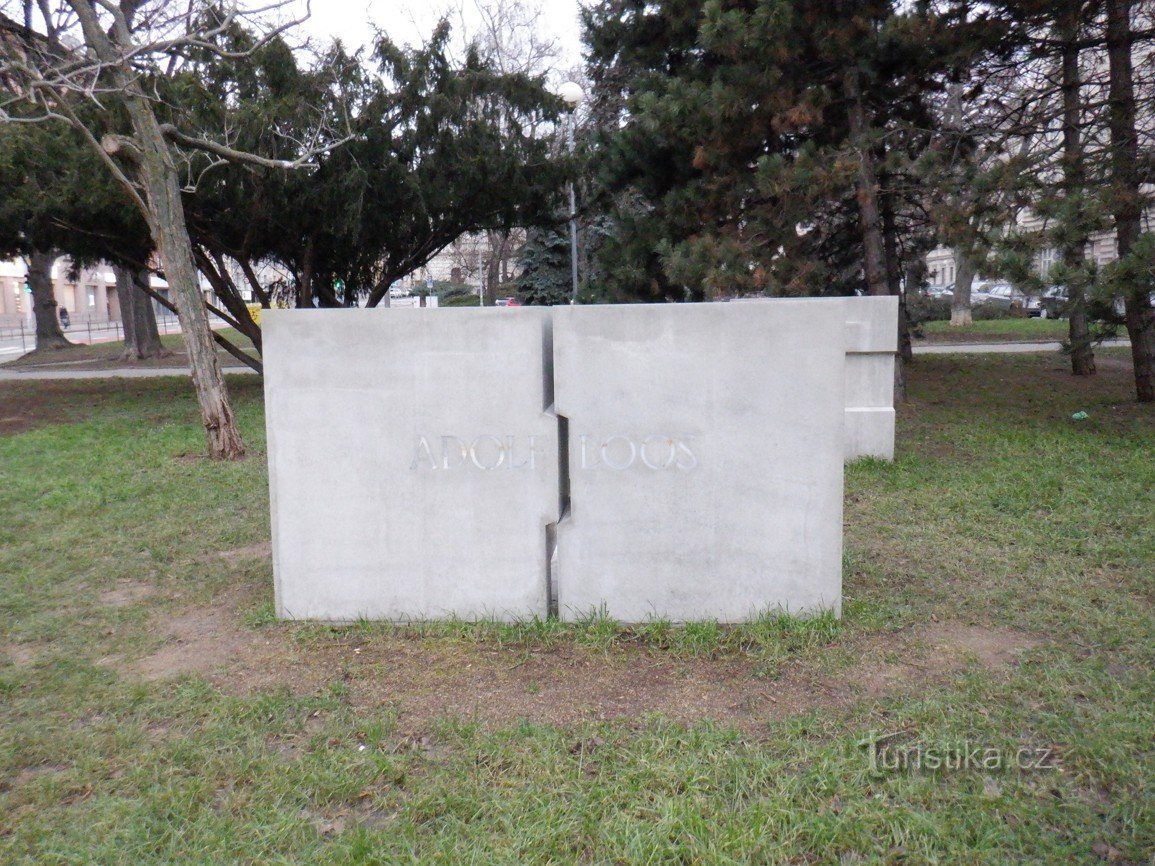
[
  {"x1": 925, "y1": 203, "x2": 1154, "y2": 289},
  {"x1": 0, "y1": 258, "x2": 121, "y2": 328},
  {"x1": 0, "y1": 258, "x2": 199, "y2": 329}
]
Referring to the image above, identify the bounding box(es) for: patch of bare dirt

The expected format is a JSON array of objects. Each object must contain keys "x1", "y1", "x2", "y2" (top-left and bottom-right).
[
  {"x1": 1, "y1": 643, "x2": 38, "y2": 667},
  {"x1": 837, "y1": 622, "x2": 1040, "y2": 701},
  {"x1": 0, "y1": 764, "x2": 68, "y2": 793},
  {"x1": 1092, "y1": 356, "x2": 1132, "y2": 372},
  {"x1": 0, "y1": 392, "x2": 74, "y2": 436},
  {"x1": 122, "y1": 590, "x2": 1040, "y2": 734},
  {"x1": 99, "y1": 579, "x2": 155, "y2": 608},
  {"x1": 218, "y1": 541, "x2": 271, "y2": 562},
  {"x1": 129, "y1": 593, "x2": 311, "y2": 688}
]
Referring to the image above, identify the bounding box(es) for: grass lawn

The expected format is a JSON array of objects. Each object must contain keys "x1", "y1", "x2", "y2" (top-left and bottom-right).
[
  {"x1": 0, "y1": 351, "x2": 1152, "y2": 864},
  {"x1": 2, "y1": 328, "x2": 256, "y2": 371},
  {"x1": 919, "y1": 318, "x2": 1070, "y2": 344}
]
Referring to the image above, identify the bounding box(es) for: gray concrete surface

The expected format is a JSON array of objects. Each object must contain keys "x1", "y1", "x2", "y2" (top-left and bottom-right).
[
  {"x1": 844, "y1": 296, "x2": 897, "y2": 461},
  {"x1": 263, "y1": 308, "x2": 559, "y2": 622},
  {"x1": 552, "y1": 301, "x2": 845, "y2": 622}
]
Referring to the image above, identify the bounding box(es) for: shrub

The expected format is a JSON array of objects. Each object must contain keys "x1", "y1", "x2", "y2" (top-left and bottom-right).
[{"x1": 907, "y1": 295, "x2": 951, "y2": 326}]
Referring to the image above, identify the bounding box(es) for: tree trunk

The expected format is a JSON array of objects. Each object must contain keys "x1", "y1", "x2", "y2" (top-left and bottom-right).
[
  {"x1": 297, "y1": 237, "x2": 315, "y2": 309},
  {"x1": 880, "y1": 182, "x2": 912, "y2": 361},
  {"x1": 846, "y1": 64, "x2": 903, "y2": 402},
  {"x1": 845, "y1": 66, "x2": 888, "y2": 298},
  {"x1": 127, "y1": 104, "x2": 245, "y2": 458},
  {"x1": 951, "y1": 251, "x2": 975, "y2": 326},
  {"x1": 1060, "y1": 13, "x2": 1096, "y2": 377},
  {"x1": 1106, "y1": 0, "x2": 1154, "y2": 401},
  {"x1": 27, "y1": 250, "x2": 71, "y2": 350},
  {"x1": 482, "y1": 229, "x2": 505, "y2": 307},
  {"x1": 70, "y1": 0, "x2": 244, "y2": 459},
  {"x1": 193, "y1": 250, "x2": 262, "y2": 354},
  {"x1": 117, "y1": 266, "x2": 166, "y2": 360}
]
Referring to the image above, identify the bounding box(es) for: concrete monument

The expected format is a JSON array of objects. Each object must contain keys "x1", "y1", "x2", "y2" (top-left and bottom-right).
[
  {"x1": 264, "y1": 297, "x2": 897, "y2": 623},
  {"x1": 263, "y1": 309, "x2": 559, "y2": 621},
  {"x1": 843, "y1": 295, "x2": 898, "y2": 461},
  {"x1": 551, "y1": 301, "x2": 846, "y2": 621}
]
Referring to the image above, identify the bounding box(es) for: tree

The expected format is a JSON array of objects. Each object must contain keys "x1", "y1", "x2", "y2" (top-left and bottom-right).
[
  {"x1": 116, "y1": 266, "x2": 166, "y2": 361},
  {"x1": 180, "y1": 22, "x2": 567, "y2": 321},
  {"x1": 24, "y1": 250, "x2": 66, "y2": 348},
  {"x1": 582, "y1": 0, "x2": 987, "y2": 397},
  {"x1": 452, "y1": 0, "x2": 566, "y2": 306},
  {"x1": 1, "y1": 2, "x2": 329, "y2": 459},
  {"x1": 988, "y1": 0, "x2": 1106, "y2": 376},
  {"x1": 1104, "y1": 0, "x2": 1155, "y2": 401},
  {"x1": 515, "y1": 226, "x2": 572, "y2": 304},
  {"x1": 0, "y1": 117, "x2": 170, "y2": 357},
  {"x1": 0, "y1": 121, "x2": 79, "y2": 350}
]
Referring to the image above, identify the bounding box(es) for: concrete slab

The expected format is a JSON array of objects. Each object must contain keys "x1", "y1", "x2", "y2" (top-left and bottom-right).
[
  {"x1": 263, "y1": 308, "x2": 559, "y2": 621},
  {"x1": 843, "y1": 296, "x2": 897, "y2": 461},
  {"x1": 552, "y1": 300, "x2": 846, "y2": 622}
]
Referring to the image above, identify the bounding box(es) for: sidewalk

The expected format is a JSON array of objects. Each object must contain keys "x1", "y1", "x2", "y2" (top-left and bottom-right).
[
  {"x1": 0, "y1": 365, "x2": 257, "y2": 381},
  {"x1": 913, "y1": 338, "x2": 1131, "y2": 354}
]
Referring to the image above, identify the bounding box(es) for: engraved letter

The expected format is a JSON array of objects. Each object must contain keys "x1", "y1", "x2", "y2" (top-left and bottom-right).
[
  {"x1": 508, "y1": 435, "x2": 538, "y2": 470},
  {"x1": 601, "y1": 435, "x2": 637, "y2": 470},
  {"x1": 440, "y1": 436, "x2": 468, "y2": 470},
  {"x1": 640, "y1": 436, "x2": 677, "y2": 470},
  {"x1": 579, "y1": 434, "x2": 598, "y2": 469},
  {"x1": 410, "y1": 436, "x2": 437, "y2": 470},
  {"x1": 675, "y1": 439, "x2": 698, "y2": 471},
  {"x1": 470, "y1": 434, "x2": 506, "y2": 470}
]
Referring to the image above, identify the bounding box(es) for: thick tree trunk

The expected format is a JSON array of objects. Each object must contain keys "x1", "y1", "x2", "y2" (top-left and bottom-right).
[
  {"x1": 1106, "y1": 0, "x2": 1155, "y2": 401},
  {"x1": 845, "y1": 66, "x2": 888, "y2": 298},
  {"x1": 128, "y1": 105, "x2": 245, "y2": 459},
  {"x1": 951, "y1": 251, "x2": 975, "y2": 326},
  {"x1": 27, "y1": 250, "x2": 71, "y2": 350},
  {"x1": 71, "y1": 0, "x2": 244, "y2": 459},
  {"x1": 116, "y1": 266, "x2": 166, "y2": 360},
  {"x1": 1060, "y1": 17, "x2": 1096, "y2": 376}
]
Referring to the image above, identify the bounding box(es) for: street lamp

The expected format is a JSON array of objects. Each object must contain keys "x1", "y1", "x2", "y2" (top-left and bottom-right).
[{"x1": 559, "y1": 81, "x2": 584, "y2": 304}]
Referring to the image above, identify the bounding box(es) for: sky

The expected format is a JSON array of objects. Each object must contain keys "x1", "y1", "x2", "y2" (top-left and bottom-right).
[{"x1": 289, "y1": 0, "x2": 584, "y2": 70}]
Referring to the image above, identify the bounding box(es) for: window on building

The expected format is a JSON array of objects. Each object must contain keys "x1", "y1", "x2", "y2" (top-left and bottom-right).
[
  {"x1": 1037, "y1": 247, "x2": 1057, "y2": 277},
  {"x1": 86, "y1": 286, "x2": 96, "y2": 308}
]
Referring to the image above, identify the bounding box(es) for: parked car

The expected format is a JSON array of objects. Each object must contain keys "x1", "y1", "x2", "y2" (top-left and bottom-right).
[
  {"x1": 969, "y1": 280, "x2": 1007, "y2": 308},
  {"x1": 495, "y1": 297, "x2": 522, "y2": 307},
  {"x1": 972, "y1": 281, "x2": 1042, "y2": 314}
]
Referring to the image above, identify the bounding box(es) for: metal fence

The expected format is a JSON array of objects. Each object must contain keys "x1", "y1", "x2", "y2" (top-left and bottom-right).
[{"x1": 0, "y1": 314, "x2": 185, "y2": 352}]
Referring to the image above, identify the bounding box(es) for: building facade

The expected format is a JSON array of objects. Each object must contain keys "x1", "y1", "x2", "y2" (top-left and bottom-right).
[{"x1": 0, "y1": 259, "x2": 122, "y2": 328}]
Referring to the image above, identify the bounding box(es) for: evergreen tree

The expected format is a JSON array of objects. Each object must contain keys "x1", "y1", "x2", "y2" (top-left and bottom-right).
[
  {"x1": 181, "y1": 23, "x2": 568, "y2": 323},
  {"x1": 515, "y1": 226, "x2": 573, "y2": 305}
]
